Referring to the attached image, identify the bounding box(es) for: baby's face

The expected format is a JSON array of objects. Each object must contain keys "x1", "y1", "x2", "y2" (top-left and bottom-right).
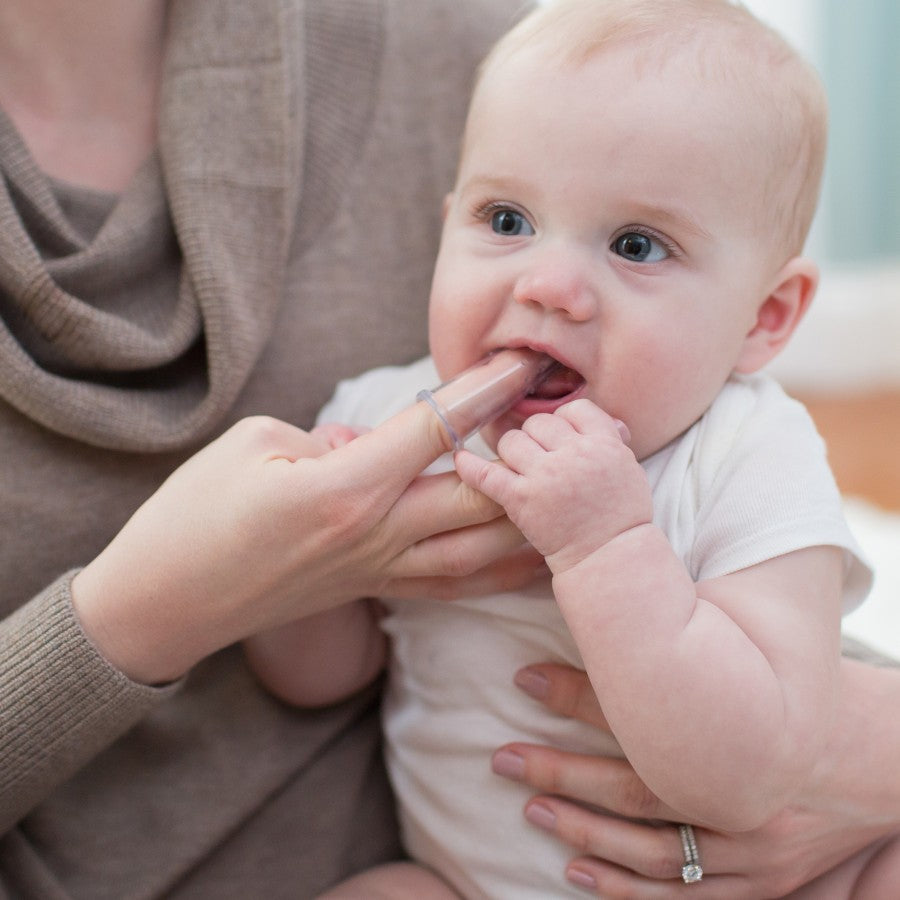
[{"x1": 429, "y1": 44, "x2": 780, "y2": 460}]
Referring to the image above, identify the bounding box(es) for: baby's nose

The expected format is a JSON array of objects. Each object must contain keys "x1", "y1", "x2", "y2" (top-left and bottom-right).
[{"x1": 511, "y1": 246, "x2": 597, "y2": 321}]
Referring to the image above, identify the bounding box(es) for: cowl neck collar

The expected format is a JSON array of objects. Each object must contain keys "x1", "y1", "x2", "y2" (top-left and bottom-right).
[{"x1": 0, "y1": 0, "x2": 303, "y2": 451}]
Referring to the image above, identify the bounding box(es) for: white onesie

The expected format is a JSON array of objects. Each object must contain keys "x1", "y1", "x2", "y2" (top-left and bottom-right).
[{"x1": 318, "y1": 356, "x2": 871, "y2": 899}]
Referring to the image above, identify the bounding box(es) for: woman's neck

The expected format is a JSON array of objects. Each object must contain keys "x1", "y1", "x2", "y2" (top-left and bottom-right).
[{"x1": 0, "y1": 0, "x2": 169, "y2": 191}]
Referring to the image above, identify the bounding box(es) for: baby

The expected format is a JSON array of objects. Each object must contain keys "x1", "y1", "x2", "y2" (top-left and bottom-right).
[{"x1": 246, "y1": 1, "x2": 873, "y2": 896}]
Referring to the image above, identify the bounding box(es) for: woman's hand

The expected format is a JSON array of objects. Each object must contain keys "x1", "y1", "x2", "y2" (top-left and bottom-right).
[
  {"x1": 72, "y1": 402, "x2": 541, "y2": 685},
  {"x1": 493, "y1": 661, "x2": 900, "y2": 897}
]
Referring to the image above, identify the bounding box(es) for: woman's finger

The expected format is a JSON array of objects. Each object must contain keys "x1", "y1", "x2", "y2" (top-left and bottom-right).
[
  {"x1": 391, "y1": 515, "x2": 529, "y2": 580},
  {"x1": 524, "y1": 798, "x2": 687, "y2": 880},
  {"x1": 524, "y1": 796, "x2": 761, "y2": 889},
  {"x1": 331, "y1": 401, "x2": 516, "y2": 551},
  {"x1": 332, "y1": 399, "x2": 456, "y2": 497},
  {"x1": 227, "y1": 414, "x2": 334, "y2": 461},
  {"x1": 523, "y1": 797, "x2": 762, "y2": 897},
  {"x1": 565, "y1": 856, "x2": 752, "y2": 899},
  {"x1": 492, "y1": 743, "x2": 676, "y2": 821},
  {"x1": 388, "y1": 469, "x2": 506, "y2": 546},
  {"x1": 386, "y1": 544, "x2": 546, "y2": 601},
  {"x1": 310, "y1": 421, "x2": 370, "y2": 449},
  {"x1": 514, "y1": 663, "x2": 611, "y2": 730}
]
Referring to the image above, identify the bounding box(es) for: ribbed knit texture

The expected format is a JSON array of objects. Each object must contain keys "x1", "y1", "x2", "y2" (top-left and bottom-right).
[
  {"x1": 0, "y1": 573, "x2": 178, "y2": 808},
  {"x1": 0, "y1": 0, "x2": 296, "y2": 451}
]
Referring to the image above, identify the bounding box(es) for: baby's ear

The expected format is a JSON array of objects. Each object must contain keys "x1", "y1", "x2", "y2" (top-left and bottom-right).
[{"x1": 735, "y1": 257, "x2": 818, "y2": 374}]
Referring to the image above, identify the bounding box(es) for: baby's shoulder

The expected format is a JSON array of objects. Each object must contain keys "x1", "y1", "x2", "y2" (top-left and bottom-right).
[{"x1": 702, "y1": 373, "x2": 817, "y2": 454}]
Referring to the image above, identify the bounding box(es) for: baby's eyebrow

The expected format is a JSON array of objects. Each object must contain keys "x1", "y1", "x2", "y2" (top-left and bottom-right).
[
  {"x1": 626, "y1": 201, "x2": 713, "y2": 242},
  {"x1": 457, "y1": 172, "x2": 533, "y2": 198}
]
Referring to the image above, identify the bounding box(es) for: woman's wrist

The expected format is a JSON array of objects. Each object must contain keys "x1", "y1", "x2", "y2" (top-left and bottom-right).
[
  {"x1": 71, "y1": 562, "x2": 202, "y2": 686},
  {"x1": 814, "y1": 657, "x2": 900, "y2": 832}
]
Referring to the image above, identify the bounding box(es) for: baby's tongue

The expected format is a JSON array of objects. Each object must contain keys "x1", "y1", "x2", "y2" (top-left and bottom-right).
[{"x1": 530, "y1": 365, "x2": 584, "y2": 399}]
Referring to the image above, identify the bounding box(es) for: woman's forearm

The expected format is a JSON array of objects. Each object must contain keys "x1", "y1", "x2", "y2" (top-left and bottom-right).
[{"x1": 816, "y1": 657, "x2": 900, "y2": 832}]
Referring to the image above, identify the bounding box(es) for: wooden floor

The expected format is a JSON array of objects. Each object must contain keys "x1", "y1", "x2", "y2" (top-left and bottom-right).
[{"x1": 793, "y1": 389, "x2": 900, "y2": 511}]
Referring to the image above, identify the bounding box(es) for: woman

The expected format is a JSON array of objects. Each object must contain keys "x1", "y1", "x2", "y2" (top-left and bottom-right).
[{"x1": 0, "y1": 0, "x2": 535, "y2": 895}]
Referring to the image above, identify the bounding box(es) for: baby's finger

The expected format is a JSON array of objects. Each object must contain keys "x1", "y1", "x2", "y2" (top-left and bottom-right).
[
  {"x1": 520, "y1": 411, "x2": 578, "y2": 451},
  {"x1": 554, "y1": 399, "x2": 631, "y2": 443},
  {"x1": 493, "y1": 427, "x2": 548, "y2": 474},
  {"x1": 454, "y1": 448, "x2": 520, "y2": 506}
]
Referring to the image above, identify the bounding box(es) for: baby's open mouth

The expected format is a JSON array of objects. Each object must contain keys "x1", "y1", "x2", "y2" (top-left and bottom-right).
[{"x1": 528, "y1": 360, "x2": 585, "y2": 401}]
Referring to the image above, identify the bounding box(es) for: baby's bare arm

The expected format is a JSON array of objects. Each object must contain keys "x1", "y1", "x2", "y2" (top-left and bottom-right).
[
  {"x1": 455, "y1": 398, "x2": 844, "y2": 832},
  {"x1": 553, "y1": 536, "x2": 843, "y2": 832},
  {"x1": 243, "y1": 599, "x2": 385, "y2": 708},
  {"x1": 492, "y1": 656, "x2": 900, "y2": 896}
]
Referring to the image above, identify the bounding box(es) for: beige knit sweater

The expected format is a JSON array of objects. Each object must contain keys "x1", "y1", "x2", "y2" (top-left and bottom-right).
[{"x1": 0, "y1": 1, "x2": 525, "y2": 895}]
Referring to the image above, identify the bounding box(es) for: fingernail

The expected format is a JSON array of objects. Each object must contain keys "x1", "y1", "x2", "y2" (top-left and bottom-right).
[
  {"x1": 613, "y1": 418, "x2": 631, "y2": 444},
  {"x1": 514, "y1": 668, "x2": 550, "y2": 700},
  {"x1": 567, "y1": 867, "x2": 597, "y2": 890},
  {"x1": 524, "y1": 801, "x2": 556, "y2": 831},
  {"x1": 491, "y1": 748, "x2": 525, "y2": 780}
]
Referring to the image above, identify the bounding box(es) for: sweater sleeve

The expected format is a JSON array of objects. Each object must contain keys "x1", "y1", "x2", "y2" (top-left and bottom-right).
[{"x1": 0, "y1": 571, "x2": 181, "y2": 833}]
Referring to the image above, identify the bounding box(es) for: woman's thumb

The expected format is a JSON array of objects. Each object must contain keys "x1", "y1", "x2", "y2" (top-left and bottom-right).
[{"x1": 330, "y1": 398, "x2": 456, "y2": 494}]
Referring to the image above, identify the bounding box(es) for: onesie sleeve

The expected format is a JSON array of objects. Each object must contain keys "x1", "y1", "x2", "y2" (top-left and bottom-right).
[
  {"x1": 0, "y1": 572, "x2": 181, "y2": 832},
  {"x1": 689, "y1": 376, "x2": 872, "y2": 611}
]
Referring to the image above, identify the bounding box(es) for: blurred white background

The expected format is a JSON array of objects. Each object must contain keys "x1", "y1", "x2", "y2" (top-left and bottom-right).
[
  {"x1": 724, "y1": 1, "x2": 900, "y2": 659},
  {"x1": 746, "y1": 1, "x2": 900, "y2": 394}
]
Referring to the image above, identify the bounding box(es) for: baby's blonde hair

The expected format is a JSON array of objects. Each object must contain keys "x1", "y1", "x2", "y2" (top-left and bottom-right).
[{"x1": 468, "y1": 0, "x2": 828, "y2": 259}]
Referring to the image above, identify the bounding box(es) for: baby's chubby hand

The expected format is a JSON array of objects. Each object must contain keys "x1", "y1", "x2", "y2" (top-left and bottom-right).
[{"x1": 454, "y1": 399, "x2": 652, "y2": 574}]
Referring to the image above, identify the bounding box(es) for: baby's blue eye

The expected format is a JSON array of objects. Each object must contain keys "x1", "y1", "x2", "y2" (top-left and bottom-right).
[
  {"x1": 491, "y1": 209, "x2": 534, "y2": 236},
  {"x1": 613, "y1": 232, "x2": 668, "y2": 262}
]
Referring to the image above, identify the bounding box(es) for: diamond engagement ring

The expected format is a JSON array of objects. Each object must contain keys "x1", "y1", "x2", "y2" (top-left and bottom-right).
[{"x1": 678, "y1": 823, "x2": 703, "y2": 883}]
